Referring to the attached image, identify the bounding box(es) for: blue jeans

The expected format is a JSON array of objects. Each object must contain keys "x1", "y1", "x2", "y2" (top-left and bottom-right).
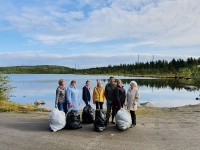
[{"x1": 58, "y1": 102, "x2": 68, "y2": 114}]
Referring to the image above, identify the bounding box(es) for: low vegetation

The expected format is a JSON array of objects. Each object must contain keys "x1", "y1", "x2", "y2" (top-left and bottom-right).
[{"x1": 0, "y1": 100, "x2": 49, "y2": 112}]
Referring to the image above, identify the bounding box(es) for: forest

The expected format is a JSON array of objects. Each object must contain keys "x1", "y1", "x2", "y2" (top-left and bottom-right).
[
  {"x1": 0, "y1": 65, "x2": 74, "y2": 74},
  {"x1": 0, "y1": 57, "x2": 200, "y2": 79},
  {"x1": 76, "y1": 57, "x2": 200, "y2": 79}
]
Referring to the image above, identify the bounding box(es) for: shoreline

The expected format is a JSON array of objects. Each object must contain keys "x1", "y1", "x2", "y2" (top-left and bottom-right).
[
  {"x1": 2, "y1": 73, "x2": 195, "y2": 79},
  {"x1": 1, "y1": 103, "x2": 200, "y2": 114}
]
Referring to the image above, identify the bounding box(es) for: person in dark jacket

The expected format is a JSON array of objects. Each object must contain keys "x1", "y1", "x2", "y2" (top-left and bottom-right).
[
  {"x1": 113, "y1": 79, "x2": 126, "y2": 116},
  {"x1": 105, "y1": 76, "x2": 116, "y2": 124},
  {"x1": 82, "y1": 80, "x2": 91, "y2": 106}
]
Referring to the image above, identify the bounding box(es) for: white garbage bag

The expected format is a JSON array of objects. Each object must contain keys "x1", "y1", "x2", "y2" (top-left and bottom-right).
[
  {"x1": 116, "y1": 108, "x2": 132, "y2": 130},
  {"x1": 49, "y1": 108, "x2": 66, "y2": 132}
]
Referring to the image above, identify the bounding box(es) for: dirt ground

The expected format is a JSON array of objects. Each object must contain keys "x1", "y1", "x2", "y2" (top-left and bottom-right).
[{"x1": 0, "y1": 105, "x2": 200, "y2": 150}]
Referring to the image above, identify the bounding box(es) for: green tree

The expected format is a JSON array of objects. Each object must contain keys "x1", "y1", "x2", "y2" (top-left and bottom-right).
[{"x1": 0, "y1": 74, "x2": 12, "y2": 101}]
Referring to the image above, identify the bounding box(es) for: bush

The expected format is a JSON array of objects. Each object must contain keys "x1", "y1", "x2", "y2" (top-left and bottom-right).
[{"x1": 0, "y1": 74, "x2": 12, "y2": 101}]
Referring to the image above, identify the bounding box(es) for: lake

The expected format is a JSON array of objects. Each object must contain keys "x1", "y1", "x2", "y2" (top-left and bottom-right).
[{"x1": 5, "y1": 74, "x2": 200, "y2": 110}]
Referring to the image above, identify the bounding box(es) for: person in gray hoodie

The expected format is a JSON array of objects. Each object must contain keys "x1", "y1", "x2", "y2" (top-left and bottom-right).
[{"x1": 55, "y1": 79, "x2": 68, "y2": 114}]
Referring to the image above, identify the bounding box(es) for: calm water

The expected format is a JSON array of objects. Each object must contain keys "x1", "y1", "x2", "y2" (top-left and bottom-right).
[{"x1": 6, "y1": 74, "x2": 200, "y2": 110}]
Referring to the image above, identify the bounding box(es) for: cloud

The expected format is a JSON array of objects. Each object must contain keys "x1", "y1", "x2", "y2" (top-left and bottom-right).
[
  {"x1": 0, "y1": 51, "x2": 198, "y2": 68},
  {"x1": 0, "y1": 0, "x2": 200, "y2": 48}
]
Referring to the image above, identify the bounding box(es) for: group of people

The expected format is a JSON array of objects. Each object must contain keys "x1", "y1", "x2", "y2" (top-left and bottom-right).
[{"x1": 55, "y1": 77, "x2": 140, "y2": 128}]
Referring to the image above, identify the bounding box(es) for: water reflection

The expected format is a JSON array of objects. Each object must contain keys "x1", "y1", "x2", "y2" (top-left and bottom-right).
[
  {"x1": 6, "y1": 74, "x2": 200, "y2": 110},
  {"x1": 99, "y1": 78, "x2": 199, "y2": 91}
]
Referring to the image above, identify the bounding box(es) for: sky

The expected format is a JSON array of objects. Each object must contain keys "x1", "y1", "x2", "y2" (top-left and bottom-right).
[{"x1": 0, "y1": 0, "x2": 200, "y2": 68}]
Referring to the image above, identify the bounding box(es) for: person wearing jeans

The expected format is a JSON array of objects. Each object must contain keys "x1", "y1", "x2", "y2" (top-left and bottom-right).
[
  {"x1": 55, "y1": 79, "x2": 68, "y2": 114},
  {"x1": 125, "y1": 81, "x2": 140, "y2": 128}
]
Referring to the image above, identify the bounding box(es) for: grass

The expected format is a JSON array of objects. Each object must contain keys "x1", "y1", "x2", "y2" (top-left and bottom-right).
[
  {"x1": 135, "y1": 107, "x2": 170, "y2": 116},
  {"x1": 0, "y1": 100, "x2": 50, "y2": 112}
]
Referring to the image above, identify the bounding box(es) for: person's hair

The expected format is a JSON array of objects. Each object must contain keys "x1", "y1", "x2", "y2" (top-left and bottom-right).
[
  {"x1": 58, "y1": 79, "x2": 65, "y2": 85},
  {"x1": 71, "y1": 80, "x2": 76, "y2": 84},
  {"x1": 116, "y1": 79, "x2": 121, "y2": 83},
  {"x1": 86, "y1": 80, "x2": 90, "y2": 84},
  {"x1": 110, "y1": 76, "x2": 115, "y2": 80},
  {"x1": 130, "y1": 81, "x2": 137, "y2": 87}
]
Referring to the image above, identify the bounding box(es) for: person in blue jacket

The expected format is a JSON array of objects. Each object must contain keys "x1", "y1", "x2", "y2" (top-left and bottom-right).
[
  {"x1": 67, "y1": 80, "x2": 80, "y2": 111},
  {"x1": 82, "y1": 80, "x2": 91, "y2": 106}
]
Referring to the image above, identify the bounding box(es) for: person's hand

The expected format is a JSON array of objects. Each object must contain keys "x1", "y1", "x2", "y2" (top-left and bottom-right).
[
  {"x1": 69, "y1": 103, "x2": 73, "y2": 107},
  {"x1": 78, "y1": 102, "x2": 80, "y2": 106},
  {"x1": 55, "y1": 104, "x2": 58, "y2": 108}
]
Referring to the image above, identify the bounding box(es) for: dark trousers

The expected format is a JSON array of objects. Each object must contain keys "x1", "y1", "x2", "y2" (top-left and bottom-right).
[
  {"x1": 111, "y1": 105, "x2": 116, "y2": 118},
  {"x1": 96, "y1": 102, "x2": 103, "y2": 109},
  {"x1": 112, "y1": 101, "x2": 125, "y2": 116},
  {"x1": 84, "y1": 100, "x2": 89, "y2": 106},
  {"x1": 130, "y1": 110, "x2": 136, "y2": 125},
  {"x1": 106, "y1": 101, "x2": 113, "y2": 121}
]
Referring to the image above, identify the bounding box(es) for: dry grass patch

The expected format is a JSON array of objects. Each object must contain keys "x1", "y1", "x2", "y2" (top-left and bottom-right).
[{"x1": 0, "y1": 100, "x2": 49, "y2": 112}]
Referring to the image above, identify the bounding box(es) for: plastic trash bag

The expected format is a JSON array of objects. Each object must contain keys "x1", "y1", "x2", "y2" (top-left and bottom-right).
[
  {"x1": 49, "y1": 108, "x2": 66, "y2": 132},
  {"x1": 82, "y1": 104, "x2": 95, "y2": 123},
  {"x1": 94, "y1": 109, "x2": 107, "y2": 132},
  {"x1": 66, "y1": 110, "x2": 82, "y2": 129},
  {"x1": 116, "y1": 108, "x2": 132, "y2": 130}
]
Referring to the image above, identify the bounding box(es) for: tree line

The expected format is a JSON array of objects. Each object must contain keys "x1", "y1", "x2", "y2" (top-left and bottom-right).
[
  {"x1": 0, "y1": 65, "x2": 74, "y2": 74},
  {"x1": 76, "y1": 57, "x2": 200, "y2": 78},
  {"x1": 0, "y1": 57, "x2": 200, "y2": 79}
]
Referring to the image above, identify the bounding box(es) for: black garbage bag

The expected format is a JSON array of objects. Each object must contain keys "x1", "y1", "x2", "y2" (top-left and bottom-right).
[
  {"x1": 82, "y1": 104, "x2": 95, "y2": 123},
  {"x1": 94, "y1": 109, "x2": 107, "y2": 132},
  {"x1": 66, "y1": 110, "x2": 82, "y2": 129}
]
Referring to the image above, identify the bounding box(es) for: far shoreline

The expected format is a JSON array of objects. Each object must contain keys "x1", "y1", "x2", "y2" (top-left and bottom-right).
[{"x1": 2, "y1": 73, "x2": 194, "y2": 80}]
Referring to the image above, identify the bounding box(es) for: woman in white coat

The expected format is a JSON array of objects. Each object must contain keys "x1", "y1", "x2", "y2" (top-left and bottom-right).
[{"x1": 125, "y1": 81, "x2": 140, "y2": 128}]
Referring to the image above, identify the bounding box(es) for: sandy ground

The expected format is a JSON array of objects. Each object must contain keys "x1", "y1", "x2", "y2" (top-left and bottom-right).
[{"x1": 0, "y1": 105, "x2": 200, "y2": 150}]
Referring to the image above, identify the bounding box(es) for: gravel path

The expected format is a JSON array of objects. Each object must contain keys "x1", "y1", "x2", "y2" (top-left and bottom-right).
[{"x1": 0, "y1": 105, "x2": 200, "y2": 150}]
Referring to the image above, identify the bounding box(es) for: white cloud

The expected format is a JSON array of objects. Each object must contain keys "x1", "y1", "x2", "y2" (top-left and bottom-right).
[
  {"x1": 0, "y1": 51, "x2": 198, "y2": 68},
  {"x1": 0, "y1": 0, "x2": 200, "y2": 49}
]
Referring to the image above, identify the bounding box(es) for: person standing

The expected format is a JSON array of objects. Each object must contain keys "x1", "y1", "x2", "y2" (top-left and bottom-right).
[
  {"x1": 93, "y1": 81, "x2": 105, "y2": 109},
  {"x1": 67, "y1": 80, "x2": 80, "y2": 111},
  {"x1": 105, "y1": 76, "x2": 116, "y2": 124},
  {"x1": 113, "y1": 79, "x2": 126, "y2": 115},
  {"x1": 55, "y1": 79, "x2": 68, "y2": 114},
  {"x1": 82, "y1": 80, "x2": 91, "y2": 106},
  {"x1": 125, "y1": 81, "x2": 140, "y2": 128}
]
